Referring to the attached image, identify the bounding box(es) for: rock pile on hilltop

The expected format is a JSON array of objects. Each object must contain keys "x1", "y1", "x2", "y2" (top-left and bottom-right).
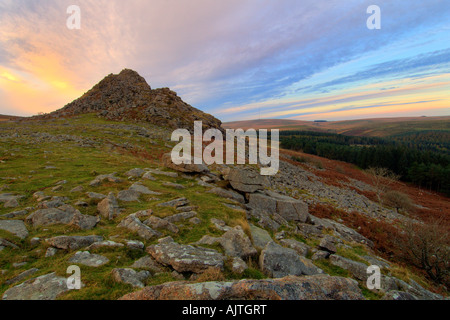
[{"x1": 37, "y1": 69, "x2": 222, "y2": 132}]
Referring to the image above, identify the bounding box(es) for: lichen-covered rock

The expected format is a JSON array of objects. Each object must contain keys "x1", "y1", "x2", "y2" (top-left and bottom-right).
[
  {"x1": 46, "y1": 235, "x2": 104, "y2": 251},
  {"x1": 26, "y1": 205, "x2": 99, "y2": 230},
  {"x1": 111, "y1": 268, "x2": 150, "y2": 288},
  {"x1": 68, "y1": 251, "x2": 109, "y2": 267},
  {"x1": 329, "y1": 255, "x2": 368, "y2": 281},
  {"x1": 249, "y1": 224, "x2": 273, "y2": 250},
  {"x1": 247, "y1": 192, "x2": 309, "y2": 223},
  {"x1": 319, "y1": 236, "x2": 338, "y2": 254},
  {"x1": 119, "y1": 274, "x2": 364, "y2": 300},
  {"x1": 227, "y1": 167, "x2": 268, "y2": 193},
  {"x1": 130, "y1": 256, "x2": 165, "y2": 273},
  {"x1": 118, "y1": 213, "x2": 162, "y2": 240},
  {"x1": 97, "y1": 192, "x2": 122, "y2": 220},
  {"x1": 162, "y1": 153, "x2": 209, "y2": 173},
  {"x1": 146, "y1": 237, "x2": 224, "y2": 274},
  {"x1": 144, "y1": 216, "x2": 179, "y2": 234},
  {"x1": 0, "y1": 220, "x2": 29, "y2": 239},
  {"x1": 207, "y1": 187, "x2": 245, "y2": 204},
  {"x1": 260, "y1": 241, "x2": 323, "y2": 278},
  {"x1": 2, "y1": 273, "x2": 69, "y2": 300},
  {"x1": 219, "y1": 226, "x2": 257, "y2": 260},
  {"x1": 279, "y1": 238, "x2": 311, "y2": 257}
]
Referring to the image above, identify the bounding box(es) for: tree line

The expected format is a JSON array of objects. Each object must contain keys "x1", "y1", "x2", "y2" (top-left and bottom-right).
[{"x1": 279, "y1": 130, "x2": 450, "y2": 196}]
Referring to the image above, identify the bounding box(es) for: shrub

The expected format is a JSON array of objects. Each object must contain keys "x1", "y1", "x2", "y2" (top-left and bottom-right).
[{"x1": 382, "y1": 190, "x2": 415, "y2": 213}]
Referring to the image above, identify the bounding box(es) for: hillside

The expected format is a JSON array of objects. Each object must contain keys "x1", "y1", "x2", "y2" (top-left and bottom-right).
[
  {"x1": 0, "y1": 115, "x2": 23, "y2": 122},
  {"x1": 0, "y1": 71, "x2": 448, "y2": 301},
  {"x1": 35, "y1": 69, "x2": 222, "y2": 132},
  {"x1": 223, "y1": 116, "x2": 450, "y2": 137}
]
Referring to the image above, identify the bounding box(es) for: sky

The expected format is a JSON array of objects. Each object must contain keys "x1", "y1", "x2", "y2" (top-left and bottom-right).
[{"x1": 0, "y1": 0, "x2": 449, "y2": 122}]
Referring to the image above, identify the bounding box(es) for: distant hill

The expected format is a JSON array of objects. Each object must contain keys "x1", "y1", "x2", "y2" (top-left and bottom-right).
[
  {"x1": 0, "y1": 114, "x2": 23, "y2": 121},
  {"x1": 223, "y1": 116, "x2": 450, "y2": 137}
]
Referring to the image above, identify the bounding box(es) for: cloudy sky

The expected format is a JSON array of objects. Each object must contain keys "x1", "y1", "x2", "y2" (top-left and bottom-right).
[{"x1": 0, "y1": 0, "x2": 449, "y2": 121}]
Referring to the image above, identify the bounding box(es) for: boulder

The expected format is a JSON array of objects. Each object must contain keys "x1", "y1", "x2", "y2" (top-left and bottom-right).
[
  {"x1": 0, "y1": 238, "x2": 19, "y2": 249},
  {"x1": 26, "y1": 205, "x2": 99, "y2": 230},
  {"x1": 0, "y1": 220, "x2": 29, "y2": 239},
  {"x1": 5, "y1": 268, "x2": 39, "y2": 286},
  {"x1": 231, "y1": 257, "x2": 248, "y2": 274},
  {"x1": 162, "y1": 153, "x2": 209, "y2": 174},
  {"x1": 164, "y1": 211, "x2": 197, "y2": 223},
  {"x1": 119, "y1": 274, "x2": 364, "y2": 300},
  {"x1": 46, "y1": 235, "x2": 104, "y2": 251},
  {"x1": 145, "y1": 168, "x2": 178, "y2": 178},
  {"x1": 125, "y1": 168, "x2": 145, "y2": 178},
  {"x1": 118, "y1": 213, "x2": 162, "y2": 240},
  {"x1": 2, "y1": 273, "x2": 69, "y2": 300},
  {"x1": 89, "y1": 173, "x2": 122, "y2": 187},
  {"x1": 260, "y1": 241, "x2": 323, "y2": 278},
  {"x1": 157, "y1": 198, "x2": 189, "y2": 208},
  {"x1": 86, "y1": 192, "x2": 107, "y2": 200},
  {"x1": 117, "y1": 189, "x2": 141, "y2": 202},
  {"x1": 247, "y1": 192, "x2": 309, "y2": 223},
  {"x1": 319, "y1": 236, "x2": 338, "y2": 254},
  {"x1": 162, "y1": 182, "x2": 185, "y2": 189},
  {"x1": 249, "y1": 225, "x2": 272, "y2": 251},
  {"x1": 329, "y1": 255, "x2": 368, "y2": 281},
  {"x1": 68, "y1": 251, "x2": 109, "y2": 267},
  {"x1": 227, "y1": 167, "x2": 268, "y2": 193},
  {"x1": 86, "y1": 240, "x2": 124, "y2": 251},
  {"x1": 207, "y1": 187, "x2": 245, "y2": 204},
  {"x1": 130, "y1": 256, "x2": 165, "y2": 273},
  {"x1": 279, "y1": 239, "x2": 311, "y2": 257},
  {"x1": 144, "y1": 216, "x2": 179, "y2": 234},
  {"x1": 97, "y1": 192, "x2": 122, "y2": 220},
  {"x1": 146, "y1": 237, "x2": 224, "y2": 274},
  {"x1": 219, "y1": 226, "x2": 257, "y2": 260},
  {"x1": 129, "y1": 183, "x2": 161, "y2": 195},
  {"x1": 111, "y1": 268, "x2": 151, "y2": 288},
  {"x1": 1, "y1": 209, "x2": 29, "y2": 219}
]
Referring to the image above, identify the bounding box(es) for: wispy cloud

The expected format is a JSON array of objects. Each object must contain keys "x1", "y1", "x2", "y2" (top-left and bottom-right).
[{"x1": 0, "y1": 0, "x2": 449, "y2": 120}]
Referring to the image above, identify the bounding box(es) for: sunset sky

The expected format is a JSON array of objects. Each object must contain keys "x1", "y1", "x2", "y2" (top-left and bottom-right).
[{"x1": 0, "y1": 0, "x2": 449, "y2": 121}]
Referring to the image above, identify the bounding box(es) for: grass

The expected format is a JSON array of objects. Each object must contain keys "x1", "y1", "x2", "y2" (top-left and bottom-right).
[{"x1": 0, "y1": 114, "x2": 253, "y2": 299}]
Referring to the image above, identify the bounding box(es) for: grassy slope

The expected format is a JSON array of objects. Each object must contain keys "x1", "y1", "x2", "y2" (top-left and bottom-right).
[{"x1": 0, "y1": 114, "x2": 252, "y2": 299}]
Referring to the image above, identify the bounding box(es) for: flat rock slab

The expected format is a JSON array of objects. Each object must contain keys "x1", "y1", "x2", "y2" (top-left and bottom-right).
[
  {"x1": 147, "y1": 237, "x2": 224, "y2": 274},
  {"x1": 162, "y1": 153, "x2": 209, "y2": 174},
  {"x1": 249, "y1": 224, "x2": 273, "y2": 251},
  {"x1": 207, "y1": 187, "x2": 245, "y2": 204},
  {"x1": 111, "y1": 268, "x2": 150, "y2": 288},
  {"x1": 2, "y1": 273, "x2": 69, "y2": 300},
  {"x1": 129, "y1": 183, "x2": 161, "y2": 195},
  {"x1": 46, "y1": 235, "x2": 104, "y2": 251},
  {"x1": 260, "y1": 241, "x2": 323, "y2": 278},
  {"x1": 26, "y1": 205, "x2": 99, "y2": 230},
  {"x1": 130, "y1": 256, "x2": 165, "y2": 273},
  {"x1": 0, "y1": 220, "x2": 29, "y2": 239},
  {"x1": 118, "y1": 213, "x2": 162, "y2": 240},
  {"x1": 120, "y1": 274, "x2": 364, "y2": 300},
  {"x1": 68, "y1": 251, "x2": 109, "y2": 267},
  {"x1": 157, "y1": 198, "x2": 189, "y2": 208},
  {"x1": 227, "y1": 168, "x2": 268, "y2": 193},
  {"x1": 5, "y1": 268, "x2": 39, "y2": 285},
  {"x1": 247, "y1": 192, "x2": 309, "y2": 223}
]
